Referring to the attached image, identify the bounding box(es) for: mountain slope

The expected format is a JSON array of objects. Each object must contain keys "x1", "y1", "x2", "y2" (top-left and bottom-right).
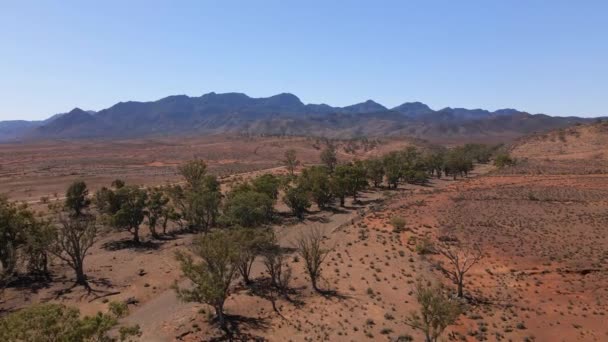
[
  {"x1": 0, "y1": 92, "x2": 597, "y2": 142},
  {"x1": 511, "y1": 120, "x2": 608, "y2": 160}
]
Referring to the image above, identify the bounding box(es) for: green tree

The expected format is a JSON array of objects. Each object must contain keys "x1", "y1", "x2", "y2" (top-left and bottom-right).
[
  {"x1": 97, "y1": 185, "x2": 147, "y2": 244},
  {"x1": 284, "y1": 149, "x2": 299, "y2": 176},
  {"x1": 444, "y1": 148, "x2": 473, "y2": 180},
  {"x1": 174, "y1": 230, "x2": 243, "y2": 331},
  {"x1": 494, "y1": 153, "x2": 515, "y2": 168},
  {"x1": 405, "y1": 280, "x2": 461, "y2": 342},
  {"x1": 234, "y1": 228, "x2": 274, "y2": 285},
  {"x1": 320, "y1": 145, "x2": 338, "y2": 173},
  {"x1": 334, "y1": 162, "x2": 368, "y2": 202},
  {"x1": 65, "y1": 181, "x2": 91, "y2": 217},
  {"x1": 145, "y1": 188, "x2": 170, "y2": 239},
  {"x1": 171, "y1": 161, "x2": 221, "y2": 232},
  {"x1": 423, "y1": 149, "x2": 446, "y2": 179},
  {"x1": 22, "y1": 216, "x2": 54, "y2": 278},
  {"x1": 251, "y1": 173, "x2": 281, "y2": 200},
  {"x1": 283, "y1": 186, "x2": 311, "y2": 220},
  {"x1": 383, "y1": 151, "x2": 402, "y2": 189},
  {"x1": 222, "y1": 187, "x2": 274, "y2": 228},
  {"x1": 0, "y1": 197, "x2": 37, "y2": 281},
  {"x1": 178, "y1": 159, "x2": 209, "y2": 189},
  {"x1": 299, "y1": 166, "x2": 334, "y2": 209},
  {"x1": 364, "y1": 158, "x2": 385, "y2": 187}
]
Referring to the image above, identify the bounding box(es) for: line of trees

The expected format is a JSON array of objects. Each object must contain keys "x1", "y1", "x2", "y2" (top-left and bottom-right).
[
  {"x1": 0, "y1": 142, "x2": 501, "y2": 337},
  {"x1": 2, "y1": 143, "x2": 501, "y2": 290}
]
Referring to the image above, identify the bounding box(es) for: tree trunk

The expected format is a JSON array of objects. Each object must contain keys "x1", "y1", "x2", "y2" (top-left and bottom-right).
[
  {"x1": 133, "y1": 226, "x2": 140, "y2": 243},
  {"x1": 216, "y1": 304, "x2": 227, "y2": 331},
  {"x1": 339, "y1": 196, "x2": 345, "y2": 207},
  {"x1": 162, "y1": 217, "x2": 168, "y2": 235},
  {"x1": 75, "y1": 262, "x2": 87, "y2": 286},
  {"x1": 457, "y1": 279, "x2": 464, "y2": 298},
  {"x1": 150, "y1": 224, "x2": 159, "y2": 239}
]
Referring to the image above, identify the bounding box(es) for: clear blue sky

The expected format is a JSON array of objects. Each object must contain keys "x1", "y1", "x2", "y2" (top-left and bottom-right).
[{"x1": 1, "y1": 0, "x2": 607, "y2": 120}]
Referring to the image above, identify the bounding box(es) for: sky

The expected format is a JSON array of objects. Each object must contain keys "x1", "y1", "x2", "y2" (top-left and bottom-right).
[{"x1": 1, "y1": 0, "x2": 607, "y2": 120}]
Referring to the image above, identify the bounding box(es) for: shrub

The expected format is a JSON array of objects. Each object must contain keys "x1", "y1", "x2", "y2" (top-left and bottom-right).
[{"x1": 390, "y1": 216, "x2": 406, "y2": 231}]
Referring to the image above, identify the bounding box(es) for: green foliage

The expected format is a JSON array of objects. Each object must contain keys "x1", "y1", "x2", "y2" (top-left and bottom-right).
[
  {"x1": 415, "y1": 237, "x2": 435, "y2": 255},
  {"x1": 145, "y1": 188, "x2": 170, "y2": 238},
  {"x1": 170, "y1": 161, "x2": 221, "y2": 232},
  {"x1": 0, "y1": 197, "x2": 48, "y2": 282},
  {"x1": 444, "y1": 147, "x2": 474, "y2": 179},
  {"x1": 0, "y1": 302, "x2": 140, "y2": 342},
  {"x1": 111, "y1": 179, "x2": 125, "y2": 189},
  {"x1": 364, "y1": 158, "x2": 385, "y2": 187},
  {"x1": 234, "y1": 227, "x2": 275, "y2": 284},
  {"x1": 222, "y1": 187, "x2": 274, "y2": 228},
  {"x1": 22, "y1": 216, "x2": 54, "y2": 276},
  {"x1": 65, "y1": 181, "x2": 91, "y2": 217},
  {"x1": 174, "y1": 230, "x2": 244, "y2": 329},
  {"x1": 251, "y1": 173, "x2": 281, "y2": 200},
  {"x1": 494, "y1": 153, "x2": 516, "y2": 168},
  {"x1": 423, "y1": 149, "x2": 446, "y2": 179},
  {"x1": 405, "y1": 280, "x2": 461, "y2": 342},
  {"x1": 284, "y1": 149, "x2": 299, "y2": 175},
  {"x1": 320, "y1": 145, "x2": 338, "y2": 173},
  {"x1": 95, "y1": 182, "x2": 149, "y2": 243},
  {"x1": 390, "y1": 216, "x2": 406, "y2": 232},
  {"x1": 334, "y1": 161, "x2": 368, "y2": 202},
  {"x1": 283, "y1": 186, "x2": 311, "y2": 219},
  {"x1": 382, "y1": 151, "x2": 402, "y2": 189},
  {"x1": 299, "y1": 166, "x2": 334, "y2": 209},
  {"x1": 461, "y1": 143, "x2": 499, "y2": 164},
  {"x1": 111, "y1": 186, "x2": 148, "y2": 243},
  {"x1": 178, "y1": 159, "x2": 209, "y2": 189}
]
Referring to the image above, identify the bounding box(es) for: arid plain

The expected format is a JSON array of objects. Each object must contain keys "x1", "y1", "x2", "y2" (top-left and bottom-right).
[{"x1": 1, "y1": 123, "x2": 608, "y2": 341}]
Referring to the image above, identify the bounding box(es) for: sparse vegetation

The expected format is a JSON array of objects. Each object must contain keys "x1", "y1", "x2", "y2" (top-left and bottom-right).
[{"x1": 0, "y1": 302, "x2": 140, "y2": 342}]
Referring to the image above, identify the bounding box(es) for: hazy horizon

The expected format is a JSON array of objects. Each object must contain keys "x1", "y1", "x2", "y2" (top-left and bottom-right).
[{"x1": 2, "y1": 0, "x2": 607, "y2": 120}]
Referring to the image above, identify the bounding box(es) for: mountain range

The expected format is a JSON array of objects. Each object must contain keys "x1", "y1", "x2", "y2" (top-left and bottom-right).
[{"x1": 0, "y1": 92, "x2": 594, "y2": 143}]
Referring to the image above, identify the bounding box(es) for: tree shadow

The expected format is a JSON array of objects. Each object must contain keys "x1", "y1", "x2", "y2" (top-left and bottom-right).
[
  {"x1": 101, "y1": 238, "x2": 162, "y2": 251},
  {"x1": 356, "y1": 197, "x2": 385, "y2": 206},
  {"x1": 241, "y1": 277, "x2": 305, "y2": 309},
  {"x1": 306, "y1": 215, "x2": 330, "y2": 224},
  {"x1": 48, "y1": 275, "x2": 118, "y2": 302},
  {"x1": 315, "y1": 288, "x2": 351, "y2": 300},
  {"x1": 4, "y1": 274, "x2": 53, "y2": 294},
  {"x1": 325, "y1": 206, "x2": 349, "y2": 214},
  {"x1": 207, "y1": 314, "x2": 271, "y2": 342}
]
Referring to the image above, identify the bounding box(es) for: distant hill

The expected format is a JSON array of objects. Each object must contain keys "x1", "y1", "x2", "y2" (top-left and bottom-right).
[
  {"x1": 0, "y1": 92, "x2": 596, "y2": 143},
  {"x1": 511, "y1": 120, "x2": 608, "y2": 161}
]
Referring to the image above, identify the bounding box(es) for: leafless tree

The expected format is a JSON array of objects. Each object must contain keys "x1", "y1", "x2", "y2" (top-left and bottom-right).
[
  {"x1": 295, "y1": 228, "x2": 331, "y2": 292},
  {"x1": 263, "y1": 245, "x2": 292, "y2": 291},
  {"x1": 49, "y1": 213, "x2": 98, "y2": 288},
  {"x1": 434, "y1": 237, "x2": 483, "y2": 298}
]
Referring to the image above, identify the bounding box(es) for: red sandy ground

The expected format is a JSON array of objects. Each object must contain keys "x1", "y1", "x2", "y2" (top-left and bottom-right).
[{"x1": 2, "y1": 131, "x2": 608, "y2": 341}]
